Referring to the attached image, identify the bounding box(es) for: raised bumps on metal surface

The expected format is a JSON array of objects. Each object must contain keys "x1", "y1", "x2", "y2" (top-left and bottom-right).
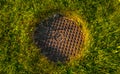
[{"x1": 34, "y1": 14, "x2": 84, "y2": 62}]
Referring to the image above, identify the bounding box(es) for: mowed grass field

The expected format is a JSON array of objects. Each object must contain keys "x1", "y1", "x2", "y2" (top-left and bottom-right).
[{"x1": 0, "y1": 0, "x2": 120, "y2": 74}]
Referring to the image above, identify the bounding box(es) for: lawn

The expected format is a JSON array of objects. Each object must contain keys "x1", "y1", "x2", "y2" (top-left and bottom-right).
[{"x1": 0, "y1": 0, "x2": 120, "y2": 74}]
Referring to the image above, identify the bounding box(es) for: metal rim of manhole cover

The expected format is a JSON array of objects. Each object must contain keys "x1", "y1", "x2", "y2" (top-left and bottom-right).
[{"x1": 33, "y1": 13, "x2": 87, "y2": 63}]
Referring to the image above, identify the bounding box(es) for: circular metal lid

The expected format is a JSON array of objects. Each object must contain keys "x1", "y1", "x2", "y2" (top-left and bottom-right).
[{"x1": 34, "y1": 14, "x2": 84, "y2": 62}]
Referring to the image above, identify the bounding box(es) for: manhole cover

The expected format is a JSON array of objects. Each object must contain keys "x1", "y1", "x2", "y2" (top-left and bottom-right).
[{"x1": 34, "y1": 14, "x2": 84, "y2": 62}]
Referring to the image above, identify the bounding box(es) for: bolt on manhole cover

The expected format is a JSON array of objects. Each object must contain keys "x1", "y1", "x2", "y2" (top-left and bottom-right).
[{"x1": 34, "y1": 14, "x2": 85, "y2": 63}]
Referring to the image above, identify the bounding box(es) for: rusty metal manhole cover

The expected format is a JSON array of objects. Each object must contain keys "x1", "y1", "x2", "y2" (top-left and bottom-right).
[{"x1": 34, "y1": 14, "x2": 84, "y2": 62}]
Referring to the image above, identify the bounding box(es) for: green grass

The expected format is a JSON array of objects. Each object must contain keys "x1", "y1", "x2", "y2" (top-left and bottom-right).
[{"x1": 0, "y1": 0, "x2": 120, "y2": 74}]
